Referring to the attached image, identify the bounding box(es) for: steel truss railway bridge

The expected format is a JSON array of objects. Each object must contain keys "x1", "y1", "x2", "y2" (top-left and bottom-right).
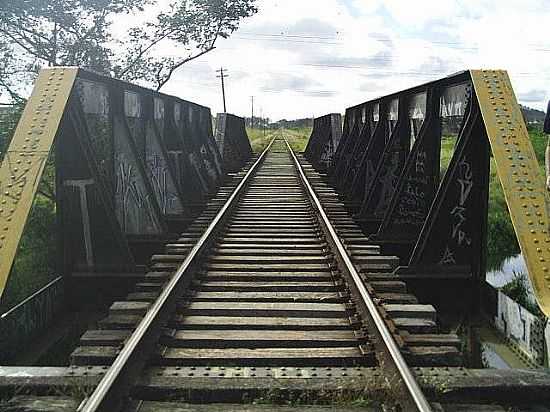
[{"x1": 1, "y1": 68, "x2": 550, "y2": 411}]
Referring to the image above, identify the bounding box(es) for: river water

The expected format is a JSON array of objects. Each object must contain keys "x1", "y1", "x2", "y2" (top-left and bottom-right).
[{"x1": 481, "y1": 253, "x2": 542, "y2": 369}]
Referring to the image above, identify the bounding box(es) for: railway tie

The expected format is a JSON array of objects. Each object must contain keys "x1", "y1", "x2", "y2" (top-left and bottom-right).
[{"x1": 7, "y1": 133, "x2": 548, "y2": 411}]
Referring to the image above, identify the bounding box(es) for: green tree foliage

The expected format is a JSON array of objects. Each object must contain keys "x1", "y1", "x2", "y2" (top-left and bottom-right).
[
  {"x1": 501, "y1": 272, "x2": 541, "y2": 316},
  {"x1": 0, "y1": 103, "x2": 23, "y2": 160},
  {"x1": 0, "y1": 0, "x2": 258, "y2": 98},
  {"x1": 0, "y1": 197, "x2": 57, "y2": 312},
  {"x1": 0, "y1": 103, "x2": 56, "y2": 312},
  {"x1": 0, "y1": 0, "x2": 140, "y2": 99},
  {"x1": 0, "y1": 0, "x2": 258, "y2": 310},
  {"x1": 117, "y1": 0, "x2": 258, "y2": 90}
]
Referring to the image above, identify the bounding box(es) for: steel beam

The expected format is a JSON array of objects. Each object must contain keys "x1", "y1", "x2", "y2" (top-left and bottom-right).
[
  {"x1": 316, "y1": 69, "x2": 550, "y2": 316},
  {"x1": 214, "y1": 113, "x2": 253, "y2": 172},
  {"x1": 471, "y1": 70, "x2": 550, "y2": 316},
  {"x1": 304, "y1": 113, "x2": 342, "y2": 171},
  {"x1": 0, "y1": 68, "x2": 77, "y2": 299}
]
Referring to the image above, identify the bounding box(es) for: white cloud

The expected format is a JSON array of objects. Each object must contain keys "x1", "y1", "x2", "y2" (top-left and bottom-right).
[{"x1": 125, "y1": 0, "x2": 549, "y2": 120}]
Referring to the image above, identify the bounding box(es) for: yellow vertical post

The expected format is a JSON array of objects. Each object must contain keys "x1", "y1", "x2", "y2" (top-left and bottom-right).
[
  {"x1": 0, "y1": 67, "x2": 78, "y2": 299},
  {"x1": 472, "y1": 69, "x2": 550, "y2": 316}
]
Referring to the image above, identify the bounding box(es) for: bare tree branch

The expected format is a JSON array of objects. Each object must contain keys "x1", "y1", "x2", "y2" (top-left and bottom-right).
[
  {"x1": 156, "y1": 45, "x2": 216, "y2": 90},
  {"x1": 0, "y1": 0, "x2": 258, "y2": 99}
]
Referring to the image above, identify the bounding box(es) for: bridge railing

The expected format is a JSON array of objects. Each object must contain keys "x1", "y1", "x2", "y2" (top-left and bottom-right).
[
  {"x1": 303, "y1": 113, "x2": 342, "y2": 171},
  {"x1": 307, "y1": 70, "x2": 550, "y2": 317},
  {"x1": 215, "y1": 113, "x2": 253, "y2": 172},
  {"x1": 0, "y1": 67, "x2": 251, "y2": 302}
]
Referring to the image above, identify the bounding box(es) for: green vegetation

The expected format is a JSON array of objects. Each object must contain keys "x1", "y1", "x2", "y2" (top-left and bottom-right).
[
  {"x1": 284, "y1": 127, "x2": 313, "y2": 153},
  {"x1": 0, "y1": 107, "x2": 57, "y2": 313},
  {"x1": 440, "y1": 127, "x2": 547, "y2": 269},
  {"x1": 246, "y1": 126, "x2": 312, "y2": 154},
  {"x1": 246, "y1": 127, "x2": 274, "y2": 153},
  {"x1": 487, "y1": 126, "x2": 547, "y2": 269},
  {"x1": 0, "y1": 197, "x2": 57, "y2": 313},
  {"x1": 487, "y1": 159, "x2": 519, "y2": 269},
  {"x1": 440, "y1": 135, "x2": 457, "y2": 177},
  {"x1": 501, "y1": 272, "x2": 541, "y2": 316}
]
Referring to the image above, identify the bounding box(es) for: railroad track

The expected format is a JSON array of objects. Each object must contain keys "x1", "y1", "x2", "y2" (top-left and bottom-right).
[{"x1": 4, "y1": 133, "x2": 549, "y2": 412}]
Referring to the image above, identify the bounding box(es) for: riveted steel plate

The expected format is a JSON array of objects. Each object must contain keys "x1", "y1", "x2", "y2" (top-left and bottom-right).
[
  {"x1": 471, "y1": 69, "x2": 550, "y2": 316},
  {"x1": 0, "y1": 67, "x2": 78, "y2": 298},
  {"x1": 148, "y1": 366, "x2": 380, "y2": 379}
]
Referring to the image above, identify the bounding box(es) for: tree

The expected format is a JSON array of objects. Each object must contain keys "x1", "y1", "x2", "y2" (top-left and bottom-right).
[
  {"x1": 116, "y1": 0, "x2": 258, "y2": 90},
  {"x1": 0, "y1": 0, "x2": 140, "y2": 70},
  {"x1": 0, "y1": 0, "x2": 258, "y2": 98},
  {"x1": 0, "y1": 41, "x2": 29, "y2": 103}
]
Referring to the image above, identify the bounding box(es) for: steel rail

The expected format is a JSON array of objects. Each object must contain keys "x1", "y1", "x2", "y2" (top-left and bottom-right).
[
  {"x1": 285, "y1": 137, "x2": 432, "y2": 412},
  {"x1": 79, "y1": 138, "x2": 276, "y2": 412}
]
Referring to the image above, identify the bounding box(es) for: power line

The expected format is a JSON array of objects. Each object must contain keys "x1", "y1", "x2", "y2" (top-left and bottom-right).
[{"x1": 231, "y1": 32, "x2": 550, "y2": 52}]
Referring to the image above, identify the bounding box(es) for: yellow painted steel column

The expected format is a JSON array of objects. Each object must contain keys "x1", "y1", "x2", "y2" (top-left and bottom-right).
[
  {"x1": 471, "y1": 69, "x2": 550, "y2": 316},
  {"x1": 0, "y1": 67, "x2": 78, "y2": 299}
]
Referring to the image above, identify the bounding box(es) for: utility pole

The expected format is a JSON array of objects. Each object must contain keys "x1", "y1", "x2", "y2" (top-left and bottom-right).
[
  {"x1": 251, "y1": 96, "x2": 255, "y2": 128},
  {"x1": 261, "y1": 107, "x2": 265, "y2": 137},
  {"x1": 216, "y1": 68, "x2": 228, "y2": 113}
]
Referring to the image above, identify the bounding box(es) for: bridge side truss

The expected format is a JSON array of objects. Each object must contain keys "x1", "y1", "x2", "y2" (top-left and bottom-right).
[
  {"x1": 0, "y1": 68, "x2": 233, "y2": 298},
  {"x1": 310, "y1": 69, "x2": 550, "y2": 316}
]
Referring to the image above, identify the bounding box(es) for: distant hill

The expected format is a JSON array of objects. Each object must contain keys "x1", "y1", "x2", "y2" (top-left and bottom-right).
[
  {"x1": 245, "y1": 105, "x2": 546, "y2": 132},
  {"x1": 270, "y1": 118, "x2": 313, "y2": 129},
  {"x1": 521, "y1": 105, "x2": 546, "y2": 124}
]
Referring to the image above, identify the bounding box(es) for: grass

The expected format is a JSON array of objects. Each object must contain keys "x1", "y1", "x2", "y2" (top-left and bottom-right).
[
  {"x1": 439, "y1": 127, "x2": 547, "y2": 270},
  {"x1": 284, "y1": 127, "x2": 313, "y2": 153},
  {"x1": 0, "y1": 195, "x2": 57, "y2": 313},
  {"x1": 501, "y1": 272, "x2": 541, "y2": 316},
  {"x1": 487, "y1": 159, "x2": 520, "y2": 269},
  {"x1": 440, "y1": 135, "x2": 457, "y2": 177},
  {"x1": 246, "y1": 127, "x2": 274, "y2": 153},
  {"x1": 486, "y1": 126, "x2": 547, "y2": 269},
  {"x1": 246, "y1": 126, "x2": 312, "y2": 153}
]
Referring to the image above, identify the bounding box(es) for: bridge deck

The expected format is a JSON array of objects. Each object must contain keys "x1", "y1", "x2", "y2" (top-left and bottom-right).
[{"x1": 3, "y1": 135, "x2": 550, "y2": 411}]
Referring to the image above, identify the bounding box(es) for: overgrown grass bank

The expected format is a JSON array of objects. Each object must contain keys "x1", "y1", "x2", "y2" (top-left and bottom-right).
[
  {"x1": 440, "y1": 128, "x2": 546, "y2": 269},
  {"x1": 487, "y1": 127, "x2": 546, "y2": 269},
  {"x1": 246, "y1": 126, "x2": 312, "y2": 153}
]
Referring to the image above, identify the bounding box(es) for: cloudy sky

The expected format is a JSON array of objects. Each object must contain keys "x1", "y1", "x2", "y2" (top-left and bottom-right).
[{"x1": 153, "y1": 0, "x2": 550, "y2": 121}]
